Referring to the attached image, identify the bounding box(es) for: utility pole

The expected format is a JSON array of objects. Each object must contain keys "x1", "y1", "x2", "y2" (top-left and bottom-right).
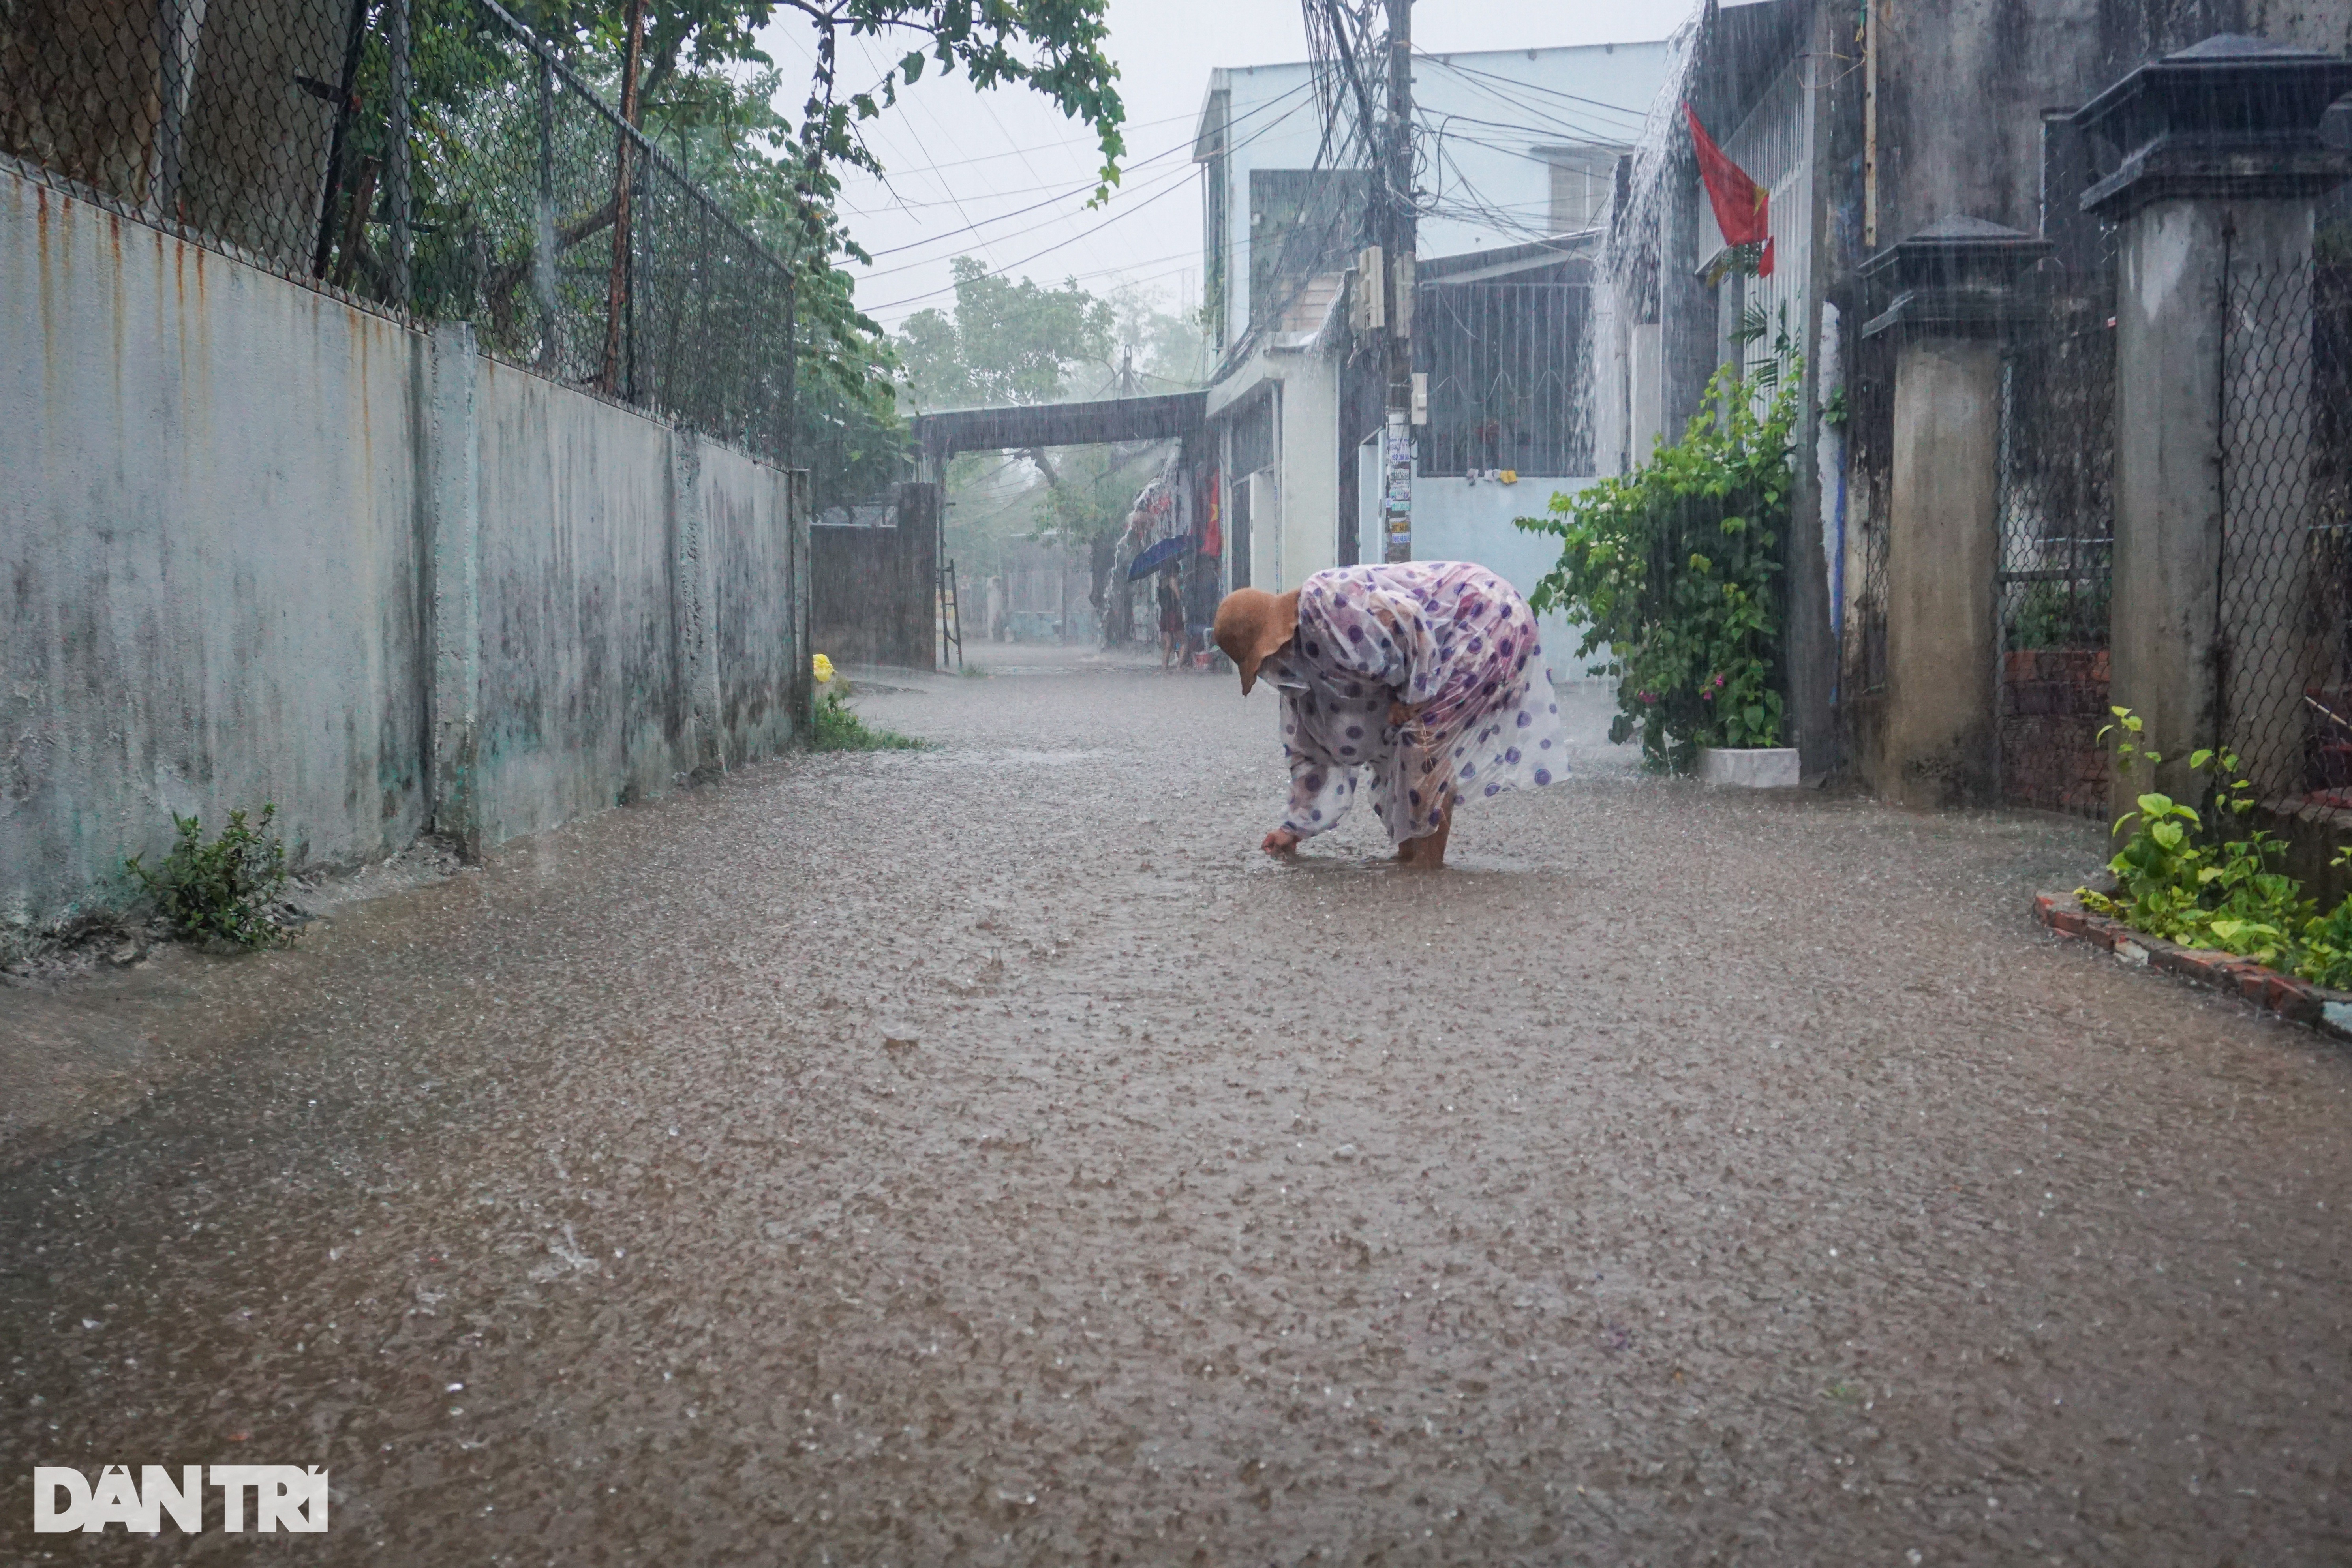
[{"x1": 1380, "y1": 0, "x2": 1415, "y2": 563}]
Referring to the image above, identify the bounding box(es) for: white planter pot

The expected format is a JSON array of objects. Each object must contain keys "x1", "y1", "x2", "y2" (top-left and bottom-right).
[{"x1": 1695, "y1": 746, "x2": 1801, "y2": 788}]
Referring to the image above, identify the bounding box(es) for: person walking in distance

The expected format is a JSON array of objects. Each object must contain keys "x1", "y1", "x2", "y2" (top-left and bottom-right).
[{"x1": 1157, "y1": 571, "x2": 1185, "y2": 671}]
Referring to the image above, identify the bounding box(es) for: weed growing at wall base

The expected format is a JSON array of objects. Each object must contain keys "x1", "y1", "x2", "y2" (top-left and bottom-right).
[
  {"x1": 2081, "y1": 708, "x2": 2352, "y2": 988},
  {"x1": 126, "y1": 806, "x2": 293, "y2": 949},
  {"x1": 810, "y1": 690, "x2": 925, "y2": 753}
]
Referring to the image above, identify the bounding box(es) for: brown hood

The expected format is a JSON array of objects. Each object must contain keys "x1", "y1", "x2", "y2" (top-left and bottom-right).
[{"x1": 1212, "y1": 587, "x2": 1301, "y2": 695}]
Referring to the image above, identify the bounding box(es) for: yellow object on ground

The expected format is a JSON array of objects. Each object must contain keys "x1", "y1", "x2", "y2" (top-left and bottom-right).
[{"x1": 813, "y1": 653, "x2": 835, "y2": 683}]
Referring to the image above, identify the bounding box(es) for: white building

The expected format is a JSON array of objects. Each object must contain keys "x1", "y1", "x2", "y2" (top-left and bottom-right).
[{"x1": 1191, "y1": 38, "x2": 1674, "y2": 628}]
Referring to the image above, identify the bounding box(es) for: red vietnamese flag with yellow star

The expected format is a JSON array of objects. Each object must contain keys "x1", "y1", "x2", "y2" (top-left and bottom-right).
[{"x1": 1684, "y1": 103, "x2": 1772, "y2": 276}]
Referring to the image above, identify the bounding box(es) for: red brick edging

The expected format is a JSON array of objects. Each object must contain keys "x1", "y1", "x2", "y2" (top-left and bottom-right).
[{"x1": 2034, "y1": 893, "x2": 2352, "y2": 1042}]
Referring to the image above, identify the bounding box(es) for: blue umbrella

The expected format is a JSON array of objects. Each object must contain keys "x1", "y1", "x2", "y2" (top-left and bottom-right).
[{"x1": 1126, "y1": 534, "x2": 1196, "y2": 580}]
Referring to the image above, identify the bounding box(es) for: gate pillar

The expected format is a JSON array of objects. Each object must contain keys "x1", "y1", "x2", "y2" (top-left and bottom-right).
[
  {"x1": 2081, "y1": 36, "x2": 2352, "y2": 813},
  {"x1": 1862, "y1": 218, "x2": 2048, "y2": 808}
]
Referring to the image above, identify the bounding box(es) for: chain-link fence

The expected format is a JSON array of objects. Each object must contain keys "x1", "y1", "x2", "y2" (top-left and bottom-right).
[
  {"x1": 414, "y1": 0, "x2": 796, "y2": 460},
  {"x1": 2, "y1": 0, "x2": 360, "y2": 276},
  {"x1": 2, "y1": 0, "x2": 799, "y2": 466},
  {"x1": 1993, "y1": 242, "x2": 2118, "y2": 819},
  {"x1": 2214, "y1": 249, "x2": 2352, "y2": 809}
]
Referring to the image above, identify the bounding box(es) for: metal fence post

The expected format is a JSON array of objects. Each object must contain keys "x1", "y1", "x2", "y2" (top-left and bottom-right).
[
  {"x1": 533, "y1": 52, "x2": 559, "y2": 368},
  {"x1": 387, "y1": 0, "x2": 412, "y2": 306},
  {"x1": 311, "y1": 0, "x2": 371, "y2": 279},
  {"x1": 149, "y1": 0, "x2": 206, "y2": 223}
]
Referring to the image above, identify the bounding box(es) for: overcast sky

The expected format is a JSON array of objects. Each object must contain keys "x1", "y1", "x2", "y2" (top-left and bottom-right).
[{"x1": 757, "y1": 2, "x2": 1689, "y2": 337}]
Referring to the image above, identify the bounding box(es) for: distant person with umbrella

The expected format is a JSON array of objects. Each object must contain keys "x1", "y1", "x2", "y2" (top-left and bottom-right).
[
  {"x1": 1213, "y1": 563, "x2": 1565, "y2": 867},
  {"x1": 1156, "y1": 570, "x2": 1185, "y2": 670}
]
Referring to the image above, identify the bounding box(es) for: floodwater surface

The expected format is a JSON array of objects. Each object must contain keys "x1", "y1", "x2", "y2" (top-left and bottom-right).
[{"x1": 4, "y1": 652, "x2": 2350, "y2": 1564}]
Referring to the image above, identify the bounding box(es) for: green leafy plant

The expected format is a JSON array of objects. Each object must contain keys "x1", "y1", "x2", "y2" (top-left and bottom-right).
[
  {"x1": 1820, "y1": 384, "x2": 1850, "y2": 429},
  {"x1": 2082, "y1": 710, "x2": 2352, "y2": 987},
  {"x1": 810, "y1": 689, "x2": 924, "y2": 752},
  {"x1": 2005, "y1": 578, "x2": 2110, "y2": 650},
  {"x1": 1517, "y1": 360, "x2": 1799, "y2": 771},
  {"x1": 126, "y1": 806, "x2": 293, "y2": 949},
  {"x1": 2080, "y1": 711, "x2": 2316, "y2": 966},
  {"x1": 1731, "y1": 299, "x2": 1793, "y2": 391},
  {"x1": 2292, "y1": 857, "x2": 2352, "y2": 988}
]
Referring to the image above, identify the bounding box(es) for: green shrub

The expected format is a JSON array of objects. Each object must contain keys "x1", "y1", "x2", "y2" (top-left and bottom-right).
[
  {"x1": 127, "y1": 805, "x2": 293, "y2": 949},
  {"x1": 1518, "y1": 361, "x2": 1798, "y2": 771},
  {"x1": 2293, "y1": 888, "x2": 2352, "y2": 990},
  {"x1": 2006, "y1": 578, "x2": 2110, "y2": 651},
  {"x1": 809, "y1": 688, "x2": 924, "y2": 752},
  {"x1": 2078, "y1": 709, "x2": 2352, "y2": 984}
]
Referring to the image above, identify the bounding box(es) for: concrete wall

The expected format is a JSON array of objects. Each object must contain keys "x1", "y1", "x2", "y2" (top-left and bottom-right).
[
  {"x1": 1, "y1": 166, "x2": 807, "y2": 928},
  {"x1": 2, "y1": 172, "x2": 430, "y2": 919},
  {"x1": 1273, "y1": 350, "x2": 1340, "y2": 592},
  {"x1": 705, "y1": 442, "x2": 806, "y2": 763},
  {"x1": 1208, "y1": 346, "x2": 1344, "y2": 596},
  {"x1": 472, "y1": 362, "x2": 687, "y2": 843},
  {"x1": 1883, "y1": 336, "x2": 2003, "y2": 808},
  {"x1": 1874, "y1": 0, "x2": 2352, "y2": 251}
]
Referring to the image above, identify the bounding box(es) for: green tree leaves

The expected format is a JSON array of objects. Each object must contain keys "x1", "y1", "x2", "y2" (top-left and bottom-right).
[{"x1": 897, "y1": 257, "x2": 1115, "y2": 409}]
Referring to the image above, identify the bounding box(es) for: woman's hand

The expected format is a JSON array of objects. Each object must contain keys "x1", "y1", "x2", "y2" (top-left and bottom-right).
[{"x1": 1261, "y1": 828, "x2": 1302, "y2": 855}]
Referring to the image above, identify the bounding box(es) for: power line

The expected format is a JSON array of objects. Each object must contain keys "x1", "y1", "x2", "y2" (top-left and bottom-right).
[
  {"x1": 875, "y1": 103, "x2": 1203, "y2": 174},
  {"x1": 852, "y1": 82, "x2": 1323, "y2": 311},
  {"x1": 852, "y1": 170, "x2": 1196, "y2": 294},
  {"x1": 837, "y1": 75, "x2": 1320, "y2": 272},
  {"x1": 1418, "y1": 95, "x2": 1641, "y2": 152},
  {"x1": 1423, "y1": 132, "x2": 1580, "y2": 242},
  {"x1": 876, "y1": 251, "x2": 1204, "y2": 324},
  {"x1": 853, "y1": 158, "x2": 1201, "y2": 262},
  {"x1": 1420, "y1": 106, "x2": 1637, "y2": 150},
  {"x1": 859, "y1": 225, "x2": 1203, "y2": 316},
  {"x1": 1410, "y1": 49, "x2": 1652, "y2": 126}
]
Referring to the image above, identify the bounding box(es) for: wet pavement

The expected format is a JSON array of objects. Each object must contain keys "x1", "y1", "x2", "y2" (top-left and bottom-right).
[{"x1": 5, "y1": 649, "x2": 2351, "y2": 1564}]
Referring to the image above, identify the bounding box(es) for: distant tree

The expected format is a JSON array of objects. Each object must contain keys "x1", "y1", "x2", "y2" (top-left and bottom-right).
[
  {"x1": 1107, "y1": 283, "x2": 1210, "y2": 392},
  {"x1": 895, "y1": 261, "x2": 1208, "y2": 596},
  {"x1": 897, "y1": 258, "x2": 1116, "y2": 410}
]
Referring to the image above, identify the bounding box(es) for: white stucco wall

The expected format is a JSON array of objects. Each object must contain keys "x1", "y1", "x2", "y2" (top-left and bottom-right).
[{"x1": 1273, "y1": 349, "x2": 1340, "y2": 593}]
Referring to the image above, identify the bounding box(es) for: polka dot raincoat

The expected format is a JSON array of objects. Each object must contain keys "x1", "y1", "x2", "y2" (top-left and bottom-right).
[{"x1": 1256, "y1": 561, "x2": 1565, "y2": 846}]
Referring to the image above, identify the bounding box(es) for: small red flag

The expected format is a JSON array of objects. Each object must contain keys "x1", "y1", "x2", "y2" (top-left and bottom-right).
[{"x1": 1684, "y1": 103, "x2": 1772, "y2": 276}]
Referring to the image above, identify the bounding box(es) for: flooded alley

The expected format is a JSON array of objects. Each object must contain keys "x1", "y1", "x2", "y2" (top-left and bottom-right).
[{"x1": 6, "y1": 657, "x2": 2350, "y2": 1564}]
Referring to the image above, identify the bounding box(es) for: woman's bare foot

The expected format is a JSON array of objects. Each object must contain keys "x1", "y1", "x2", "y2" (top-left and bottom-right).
[
  {"x1": 1398, "y1": 804, "x2": 1453, "y2": 868},
  {"x1": 1262, "y1": 828, "x2": 1302, "y2": 855}
]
